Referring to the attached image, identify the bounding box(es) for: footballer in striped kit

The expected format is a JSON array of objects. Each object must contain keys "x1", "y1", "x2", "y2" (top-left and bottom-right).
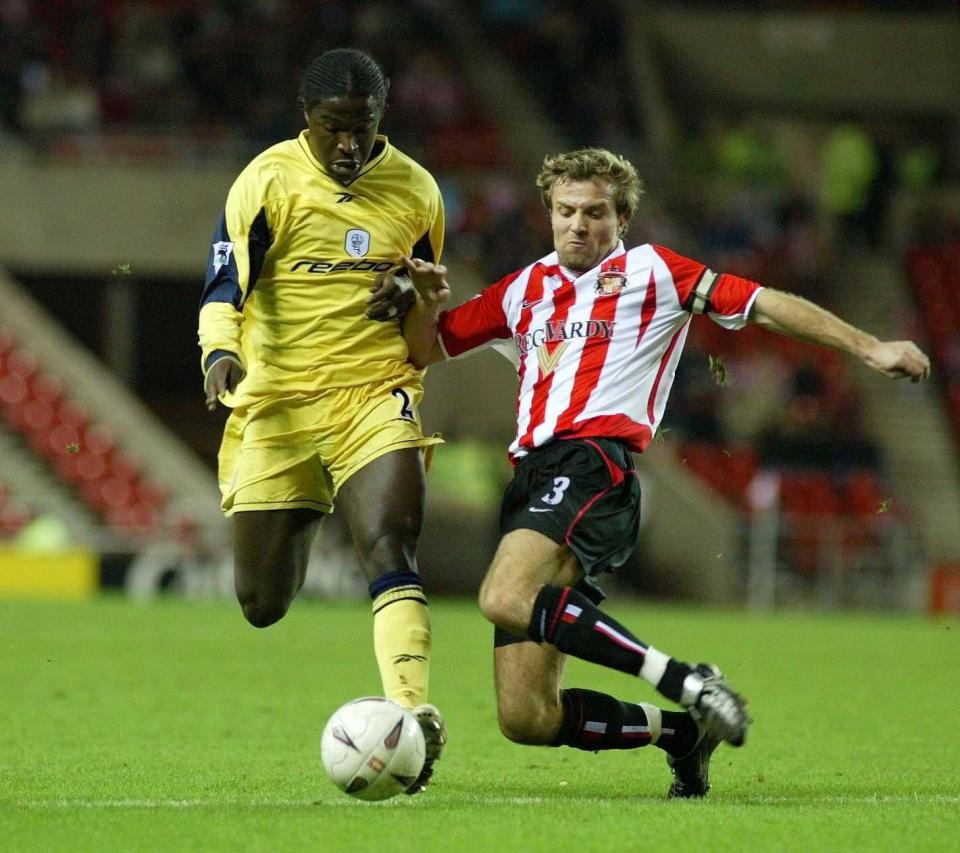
[{"x1": 383, "y1": 147, "x2": 930, "y2": 797}]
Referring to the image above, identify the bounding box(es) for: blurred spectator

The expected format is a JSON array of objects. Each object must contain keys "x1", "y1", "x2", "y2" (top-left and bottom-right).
[
  {"x1": 896, "y1": 140, "x2": 941, "y2": 191},
  {"x1": 392, "y1": 49, "x2": 467, "y2": 133},
  {"x1": 819, "y1": 122, "x2": 880, "y2": 245},
  {"x1": 479, "y1": 0, "x2": 641, "y2": 146},
  {"x1": 905, "y1": 209, "x2": 960, "y2": 451},
  {"x1": 667, "y1": 348, "x2": 725, "y2": 442},
  {"x1": 712, "y1": 116, "x2": 789, "y2": 189},
  {"x1": 0, "y1": 0, "x2": 32, "y2": 133},
  {"x1": 754, "y1": 361, "x2": 881, "y2": 473},
  {"x1": 0, "y1": 2, "x2": 481, "y2": 153},
  {"x1": 20, "y1": 62, "x2": 100, "y2": 134},
  {"x1": 716, "y1": 348, "x2": 793, "y2": 443},
  {"x1": 0, "y1": 0, "x2": 936, "y2": 509},
  {"x1": 768, "y1": 193, "x2": 831, "y2": 299}
]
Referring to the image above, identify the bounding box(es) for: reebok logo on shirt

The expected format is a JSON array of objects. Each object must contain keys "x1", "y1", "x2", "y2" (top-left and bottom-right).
[{"x1": 291, "y1": 258, "x2": 395, "y2": 274}]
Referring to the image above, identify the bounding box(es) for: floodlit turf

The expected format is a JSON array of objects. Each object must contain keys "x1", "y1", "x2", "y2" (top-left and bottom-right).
[{"x1": 1, "y1": 596, "x2": 958, "y2": 852}]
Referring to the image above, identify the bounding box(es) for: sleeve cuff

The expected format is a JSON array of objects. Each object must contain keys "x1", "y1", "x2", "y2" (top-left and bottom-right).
[
  {"x1": 203, "y1": 349, "x2": 243, "y2": 375},
  {"x1": 202, "y1": 351, "x2": 246, "y2": 394}
]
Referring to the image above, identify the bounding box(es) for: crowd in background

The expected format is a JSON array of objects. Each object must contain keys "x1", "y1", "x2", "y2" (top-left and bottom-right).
[
  {"x1": 478, "y1": 0, "x2": 642, "y2": 150},
  {"x1": 1, "y1": 0, "x2": 955, "y2": 505},
  {"x1": 0, "y1": 1, "x2": 467, "y2": 151}
]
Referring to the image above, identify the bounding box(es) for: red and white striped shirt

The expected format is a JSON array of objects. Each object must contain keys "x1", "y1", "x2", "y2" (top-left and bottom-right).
[{"x1": 438, "y1": 242, "x2": 762, "y2": 461}]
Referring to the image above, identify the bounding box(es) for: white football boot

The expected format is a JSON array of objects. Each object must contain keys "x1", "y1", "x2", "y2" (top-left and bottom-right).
[
  {"x1": 680, "y1": 663, "x2": 750, "y2": 747},
  {"x1": 404, "y1": 703, "x2": 447, "y2": 795}
]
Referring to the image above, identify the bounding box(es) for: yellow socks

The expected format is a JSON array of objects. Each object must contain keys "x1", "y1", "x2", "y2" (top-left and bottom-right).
[{"x1": 370, "y1": 571, "x2": 431, "y2": 709}]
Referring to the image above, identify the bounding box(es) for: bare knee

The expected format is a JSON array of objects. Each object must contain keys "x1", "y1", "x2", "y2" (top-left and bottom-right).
[
  {"x1": 497, "y1": 699, "x2": 561, "y2": 746},
  {"x1": 477, "y1": 579, "x2": 505, "y2": 625},
  {"x1": 232, "y1": 510, "x2": 316, "y2": 627},
  {"x1": 354, "y1": 528, "x2": 419, "y2": 577},
  {"x1": 236, "y1": 588, "x2": 291, "y2": 628},
  {"x1": 478, "y1": 578, "x2": 533, "y2": 636},
  {"x1": 479, "y1": 529, "x2": 575, "y2": 632}
]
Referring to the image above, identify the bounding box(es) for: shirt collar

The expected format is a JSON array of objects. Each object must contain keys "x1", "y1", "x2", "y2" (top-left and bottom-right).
[{"x1": 538, "y1": 241, "x2": 626, "y2": 280}]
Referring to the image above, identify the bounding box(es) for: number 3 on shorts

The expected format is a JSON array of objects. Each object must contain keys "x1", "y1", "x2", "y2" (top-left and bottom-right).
[
  {"x1": 391, "y1": 387, "x2": 415, "y2": 420},
  {"x1": 541, "y1": 476, "x2": 570, "y2": 505}
]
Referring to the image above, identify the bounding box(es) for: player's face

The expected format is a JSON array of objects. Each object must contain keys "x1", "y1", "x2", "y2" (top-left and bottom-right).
[
  {"x1": 304, "y1": 96, "x2": 382, "y2": 184},
  {"x1": 550, "y1": 178, "x2": 627, "y2": 273}
]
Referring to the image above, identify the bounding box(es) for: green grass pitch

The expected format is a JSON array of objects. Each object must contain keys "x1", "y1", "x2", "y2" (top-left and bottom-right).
[{"x1": 1, "y1": 596, "x2": 958, "y2": 852}]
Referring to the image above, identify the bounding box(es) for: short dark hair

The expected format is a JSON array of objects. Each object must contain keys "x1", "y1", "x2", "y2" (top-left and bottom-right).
[{"x1": 298, "y1": 48, "x2": 389, "y2": 113}]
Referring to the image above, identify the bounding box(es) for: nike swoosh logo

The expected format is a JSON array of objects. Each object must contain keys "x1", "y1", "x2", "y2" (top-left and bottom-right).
[
  {"x1": 529, "y1": 507, "x2": 554, "y2": 513},
  {"x1": 522, "y1": 300, "x2": 540, "y2": 309}
]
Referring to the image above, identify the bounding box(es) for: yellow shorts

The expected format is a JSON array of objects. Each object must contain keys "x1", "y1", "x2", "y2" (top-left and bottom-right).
[{"x1": 217, "y1": 380, "x2": 442, "y2": 516}]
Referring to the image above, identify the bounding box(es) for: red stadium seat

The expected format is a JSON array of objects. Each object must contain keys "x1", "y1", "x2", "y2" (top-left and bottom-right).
[
  {"x1": 99, "y1": 477, "x2": 134, "y2": 509},
  {"x1": 0, "y1": 501, "x2": 31, "y2": 535},
  {"x1": 843, "y1": 469, "x2": 888, "y2": 518},
  {"x1": 780, "y1": 471, "x2": 842, "y2": 517},
  {"x1": 74, "y1": 452, "x2": 108, "y2": 482},
  {"x1": 47, "y1": 423, "x2": 82, "y2": 458},
  {"x1": 782, "y1": 515, "x2": 823, "y2": 579},
  {"x1": 0, "y1": 329, "x2": 171, "y2": 541},
  {"x1": 679, "y1": 442, "x2": 726, "y2": 496},
  {"x1": 136, "y1": 482, "x2": 168, "y2": 509},
  {"x1": 108, "y1": 503, "x2": 160, "y2": 535},
  {"x1": 0, "y1": 374, "x2": 28, "y2": 406},
  {"x1": 55, "y1": 400, "x2": 89, "y2": 430},
  {"x1": 0, "y1": 327, "x2": 13, "y2": 358},
  {"x1": 83, "y1": 423, "x2": 115, "y2": 456},
  {"x1": 722, "y1": 447, "x2": 759, "y2": 506},
  {"x1": 6, "y1": 349, "x2": 37, "y2": 380},
  {"x1": 108, "y1": 452, "x2": 141, "y2": 482},
  {"x1": 31, "y1": 373, "x2": 63, "y2": 405},
  {"x1": 22, "y1": 398, "x2": 56, "y2": 433}
]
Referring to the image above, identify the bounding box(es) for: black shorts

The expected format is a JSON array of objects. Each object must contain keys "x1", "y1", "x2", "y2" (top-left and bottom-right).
[
  {"x1": 494, "y1": 437, "x2": 642, "y2": 648},
  {"x1": 500, "y1": 436, "x2": 641, "y2": 574}
]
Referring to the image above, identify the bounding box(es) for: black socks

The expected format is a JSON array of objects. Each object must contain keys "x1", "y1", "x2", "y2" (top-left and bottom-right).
[
  {"x1": 552, "y1": 689, "x2": 699, "y2": 757},
  {"x1": 529, "y1": 585, "x2": 694, "y2": 703}
]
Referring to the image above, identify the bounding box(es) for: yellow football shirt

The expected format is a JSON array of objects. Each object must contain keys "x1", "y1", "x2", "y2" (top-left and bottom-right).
[{"x1": 198, "y1": 132, "x2": 444, "y2": 408}]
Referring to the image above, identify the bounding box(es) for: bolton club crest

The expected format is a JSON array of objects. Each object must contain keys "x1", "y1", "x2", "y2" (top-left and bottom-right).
[
  {"x1": 596, "y1": 269, "x2": 627, "y2": 296},
  {"x1": 345, "y1": 228, "x2": 371, "y2": 258}
]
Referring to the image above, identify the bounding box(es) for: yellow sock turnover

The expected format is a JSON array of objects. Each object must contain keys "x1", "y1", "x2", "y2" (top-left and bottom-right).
[{"x1": 372, "y1": 588, "x2": 431, "y2": 709}]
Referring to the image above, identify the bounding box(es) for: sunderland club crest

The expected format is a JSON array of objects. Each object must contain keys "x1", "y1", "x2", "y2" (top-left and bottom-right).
[{"x1": 596, "y1": 269, "x2": 627, "y2": 296}]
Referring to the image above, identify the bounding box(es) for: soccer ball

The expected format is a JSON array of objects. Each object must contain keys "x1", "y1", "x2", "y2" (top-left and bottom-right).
[{"x1": 321, "y1": 697, "x2": 426, "y2": 801}]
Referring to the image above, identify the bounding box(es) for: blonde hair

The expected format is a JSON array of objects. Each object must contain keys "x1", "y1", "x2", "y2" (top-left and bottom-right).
[{"x1": 536, "y1": 148, "x2": 644, "y2": 229}]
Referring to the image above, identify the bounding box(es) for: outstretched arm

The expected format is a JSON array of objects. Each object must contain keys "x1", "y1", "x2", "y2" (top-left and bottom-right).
[{"x1": 751, "y1": 288, "x2": 931, "y2": 381}]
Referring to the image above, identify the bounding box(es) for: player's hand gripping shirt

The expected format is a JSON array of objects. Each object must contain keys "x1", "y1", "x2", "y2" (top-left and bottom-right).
[
  {"x1": 438, "y1": 242, "x2": 762, "y2": 461},
  {"x1": 198, "y1": 132, "x2": 444, "y2": 408}
]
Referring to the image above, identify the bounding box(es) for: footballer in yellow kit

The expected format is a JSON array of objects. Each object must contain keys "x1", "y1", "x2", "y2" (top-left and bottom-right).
[
  {"x1": 198, "y1": 48, "x2": 447, "y2": 796},
  {"x1": 199, "y1": 125, "x2": 443, "y2": 514}
]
